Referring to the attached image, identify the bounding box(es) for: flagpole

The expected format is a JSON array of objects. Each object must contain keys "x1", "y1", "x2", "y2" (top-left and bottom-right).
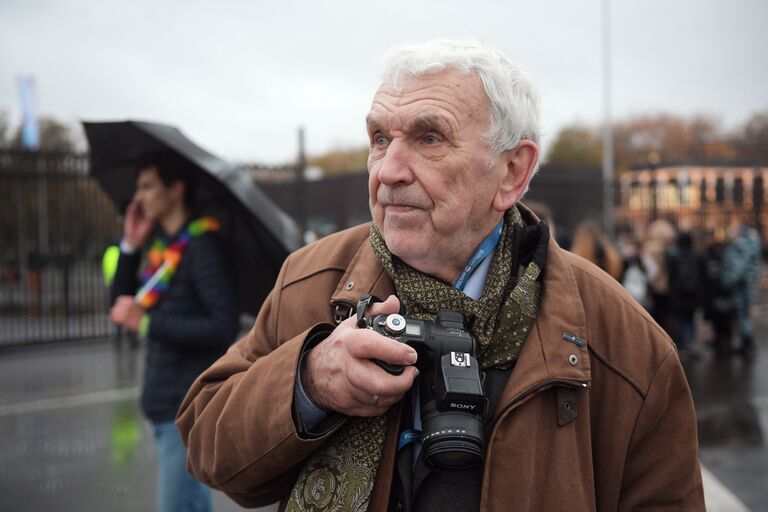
[{"x1": 602, "y1": 0, "x2": 615, "y2": 237}]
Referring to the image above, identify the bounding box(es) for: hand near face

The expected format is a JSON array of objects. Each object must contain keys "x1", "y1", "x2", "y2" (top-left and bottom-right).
[
  {"x1": 110, "y1": 296, "x2": 146, "y2": 332},
  {"x1": 123, "y1": 200, "x2": 154, "y2": 249},
  {"x1": 302, "y1": 295, "x2": 420, "y2": 417}
]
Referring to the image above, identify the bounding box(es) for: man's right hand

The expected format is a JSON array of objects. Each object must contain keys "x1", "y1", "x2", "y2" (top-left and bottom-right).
[
  {"x1": 123, "y1": 201, "x2": 154, "y2": 249},
  {"x1": 302, "y1": 295, "x2": 419, "y2": 417}
]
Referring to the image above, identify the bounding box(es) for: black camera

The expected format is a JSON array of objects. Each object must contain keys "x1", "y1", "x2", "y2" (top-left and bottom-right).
[{"x1": 369, "y1": 311, "x2": 487, "y2": 471}]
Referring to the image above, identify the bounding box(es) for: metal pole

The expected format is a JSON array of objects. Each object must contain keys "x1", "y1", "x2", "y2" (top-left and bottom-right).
[
  {"x1": 36, "y1": 158, "x2": 50, "y2": 255},
  {"x1": 296, "y1": 127, "x2": 307, "y2": 246},
  {"x1": 650, "y1": 164, "x2": 658, "y2": 222},
  {"x1": 601, "y1": 0, "x2": 615, "y2": 237},
  {"x1": 648, "y1": 151, "x2": 661, "y2": 223},
  {"x1": 36, "y1": 155, "x2": 50, "y2": 317}
]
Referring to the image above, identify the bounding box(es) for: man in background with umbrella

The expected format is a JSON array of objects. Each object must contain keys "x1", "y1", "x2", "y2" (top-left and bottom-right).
[
  {"x1": 109, "y1": 150, "x2": 239, "y2": 512},
  {"x1": 85, "y1": 118, "x2": 297, "y2": 511}
]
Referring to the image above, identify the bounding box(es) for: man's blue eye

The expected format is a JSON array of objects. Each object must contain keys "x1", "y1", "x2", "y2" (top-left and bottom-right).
[
  {"x1": 375, "y1": 135, "x2": 388, "y2": 146},
  {"x1": 424, "y1": 134, "x2": 439, "y2": 145}
]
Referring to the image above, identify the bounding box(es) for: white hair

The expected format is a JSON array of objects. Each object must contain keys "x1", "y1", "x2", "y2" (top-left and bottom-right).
[{"x1": 380, "y1": 39, "x2": 541, "y2": 174}]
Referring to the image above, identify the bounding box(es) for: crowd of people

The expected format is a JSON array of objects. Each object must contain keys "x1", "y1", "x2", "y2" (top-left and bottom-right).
[{"x1": 570, "y1": 218, "x2": 765, "y2": 361}]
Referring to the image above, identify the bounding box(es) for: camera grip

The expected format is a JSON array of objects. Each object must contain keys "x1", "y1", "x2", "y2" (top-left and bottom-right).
[{"x1": 372, "y1": 358, "x2": 405, "y2": 376}]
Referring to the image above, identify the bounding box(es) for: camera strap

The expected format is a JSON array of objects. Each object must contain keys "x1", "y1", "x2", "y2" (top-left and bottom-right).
[
  {"x1": 355, "y1": 293, "x2": 381, "y2": 328},
  {"x1": 398, "y1": 428, "x2": 422, "y2": 451}
]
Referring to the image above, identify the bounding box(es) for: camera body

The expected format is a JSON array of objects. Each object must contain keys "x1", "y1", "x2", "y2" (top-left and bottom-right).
[{"x1": 369, "y1": 311, "x2": 487, "y2": 471}]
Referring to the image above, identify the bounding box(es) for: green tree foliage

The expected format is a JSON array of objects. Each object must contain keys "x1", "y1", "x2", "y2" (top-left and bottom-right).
[
  {"x1": 307, "y1": 146, "x2": 369, "y2": 174},
  {"x1": 545, "y1": 125, "x2": 602, "y2": 168},
  {"x1": 0, "y1": 110, "x2": 9, "y2": 148}
]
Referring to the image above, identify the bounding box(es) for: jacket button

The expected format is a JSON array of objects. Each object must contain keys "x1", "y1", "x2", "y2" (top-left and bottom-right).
[
  {"x1": 345, "y1": 281, "x2": 355, "y2": 291},
  {"x1": 568, "y1": 354, "x2": 578, "y2": 366}
]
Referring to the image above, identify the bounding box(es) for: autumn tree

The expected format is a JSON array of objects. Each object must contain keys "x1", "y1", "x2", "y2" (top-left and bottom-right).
[
  {"x1": 612, "y1": 114, "x2": 737, "y2": 170},
  {"x1": 545, "y1": 113, "x2": 756, "y2": 171},
  {"x1": 738, "y1": 111, "x2": 768, "y2": 164}
]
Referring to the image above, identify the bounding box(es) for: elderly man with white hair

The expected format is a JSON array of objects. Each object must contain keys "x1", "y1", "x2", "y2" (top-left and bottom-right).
[{"x1": 178, "y1": 40, "x2": 704, "y2": 511}]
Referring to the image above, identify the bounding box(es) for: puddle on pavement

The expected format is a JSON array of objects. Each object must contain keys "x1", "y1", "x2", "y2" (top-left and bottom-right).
[{"x1": 110, "y1": 402, "x2": 142, "y2": 467}]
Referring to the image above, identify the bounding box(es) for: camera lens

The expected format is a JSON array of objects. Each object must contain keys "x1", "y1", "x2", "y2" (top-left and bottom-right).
[{"x1": 420, "y1": 400, "x2": 484, "y2": 471}]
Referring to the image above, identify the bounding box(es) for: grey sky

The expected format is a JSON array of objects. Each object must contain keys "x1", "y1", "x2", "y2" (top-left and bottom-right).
[{"x1": 1, "y1": 0, "x2": 766, "y2": 164}]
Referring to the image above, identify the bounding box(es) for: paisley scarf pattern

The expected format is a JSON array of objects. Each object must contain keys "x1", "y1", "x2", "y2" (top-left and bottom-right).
[{"x1": 286, "y1": 207, "x2": 548, "y2": 511}]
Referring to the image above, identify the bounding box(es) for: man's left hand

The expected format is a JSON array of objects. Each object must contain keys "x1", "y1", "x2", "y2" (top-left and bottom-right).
[{"x1": 110, "y1": 296, "x2": 145, "y2": 332}]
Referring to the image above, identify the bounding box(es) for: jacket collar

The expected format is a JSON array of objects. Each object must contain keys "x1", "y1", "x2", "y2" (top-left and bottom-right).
[
  {"x1": 330, "y1": 229, "x2": 395, "y2": 314},
  {"x1": 330, "y1": 217, "x2": 591, "y2": 405},
  {"x1": 497, "y1": 234, "x2": 591, "y2": 409}
]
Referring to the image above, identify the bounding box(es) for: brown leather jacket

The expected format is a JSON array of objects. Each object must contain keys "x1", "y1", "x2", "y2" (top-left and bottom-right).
[{"x1": 177, "y1": 214, "x2": 705, "y2": 511}]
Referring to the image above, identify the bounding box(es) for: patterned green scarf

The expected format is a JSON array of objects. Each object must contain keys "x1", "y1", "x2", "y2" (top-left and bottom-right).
[
  {"x1": 371, "y1": 207, "x2": 542, "y2": 369},
  {"x1": 286, "y1": 416, "x2": 387, "y2": 512},
  {"x1": 286, "y1": 207, "x2": 546, "y2": 512}
]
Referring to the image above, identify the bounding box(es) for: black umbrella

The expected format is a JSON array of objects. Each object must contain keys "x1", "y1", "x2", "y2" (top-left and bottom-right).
[{"x1": 83, "y1": 120, "x2": 300, "y2": 316}]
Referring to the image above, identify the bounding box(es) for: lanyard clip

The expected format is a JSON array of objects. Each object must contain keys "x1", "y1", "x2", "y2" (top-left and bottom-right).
[{"x1": 356, "y1": 293, "x2": 379, "y2": 328}]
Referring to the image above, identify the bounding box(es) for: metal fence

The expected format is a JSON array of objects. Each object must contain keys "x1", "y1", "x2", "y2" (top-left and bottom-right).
[
  {"x1": 616, "y1": 166, "x2": 767, "y2": 243},
  {"x1": 0, "y1": 151, "x2": 120, "y2": 346},
  {"x1": 1, "y1": 151, "x2": 765, "y2": 347},
  {"x1": 523, "y1": 164, "x2": 767, "y2": 246}
]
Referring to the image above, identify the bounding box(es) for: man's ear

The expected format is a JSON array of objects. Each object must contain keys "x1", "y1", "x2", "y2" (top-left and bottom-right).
[{"x1": 492, "y1": 140, "x2": 539, "y2": 212}]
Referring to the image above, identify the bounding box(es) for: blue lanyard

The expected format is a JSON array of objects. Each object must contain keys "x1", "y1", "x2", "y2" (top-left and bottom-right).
[
  {"x1": 398, "y1": 428, "x2": 422, "y2": 451},
  {"x1": 452, "y1": 219, "x2": 504, "y2": 291}
]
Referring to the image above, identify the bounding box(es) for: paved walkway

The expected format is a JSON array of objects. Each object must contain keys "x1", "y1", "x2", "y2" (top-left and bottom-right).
[{"x1": 1, "y1": 301, "x2": 766, "y2": 510}]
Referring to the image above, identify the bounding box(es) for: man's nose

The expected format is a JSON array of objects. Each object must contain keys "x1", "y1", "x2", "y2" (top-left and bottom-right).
[{"x1": 376, "y1": 140, "x2": 414, "y2": 186}]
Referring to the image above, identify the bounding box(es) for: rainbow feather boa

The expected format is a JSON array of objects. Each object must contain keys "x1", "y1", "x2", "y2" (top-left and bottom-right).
[{"x1": 136, "y1": 216, "x2": 220, "y2": 309}]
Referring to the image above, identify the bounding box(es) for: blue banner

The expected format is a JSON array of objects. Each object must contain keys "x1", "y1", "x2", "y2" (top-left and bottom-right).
[{"x1": 17, "y1": 76, "x2": 39, "y2": 150}]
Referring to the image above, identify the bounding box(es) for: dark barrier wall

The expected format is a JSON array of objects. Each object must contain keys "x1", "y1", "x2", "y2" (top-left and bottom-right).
[{"x1": 1, "y1": 151, "x2": 765, "y2": 346}]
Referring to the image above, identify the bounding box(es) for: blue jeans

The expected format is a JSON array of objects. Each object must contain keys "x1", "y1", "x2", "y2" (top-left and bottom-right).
[{"x1": 152, "y1": 420, "x2": 212, "y2": 512}]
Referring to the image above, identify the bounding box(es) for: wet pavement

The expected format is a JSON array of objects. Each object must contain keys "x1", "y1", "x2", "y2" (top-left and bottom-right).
[
  {"x1": 1, "y1": 300, "x2": 767, "y2": 511},
  {"x1": 686, "y1": 298, "x2": 768, "y2": 511},
  {"x1": 0, "y1": 339, "x2": 275, "y2": 512}
]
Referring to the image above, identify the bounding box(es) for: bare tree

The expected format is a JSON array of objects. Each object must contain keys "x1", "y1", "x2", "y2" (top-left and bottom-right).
[
  {"x1": 739, "y1": 111, "x2": 768, "y2": 164},
  {"x1": 10, "y1": 116, "x2": 77, "y2": 152}
]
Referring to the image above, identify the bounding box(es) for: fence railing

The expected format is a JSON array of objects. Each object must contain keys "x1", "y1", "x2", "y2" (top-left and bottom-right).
[
  {"x1": 1, "y1": 151, "x2": 765, "y2": 347},
  {"x1": 616, "y1": 166, "x2": 767, "y2": 243},
  {"x1": 1, "y1": 151, "x2": 119, "y2": 346}
]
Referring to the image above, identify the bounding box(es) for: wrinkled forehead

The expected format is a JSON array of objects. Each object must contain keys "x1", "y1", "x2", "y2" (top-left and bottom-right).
[
  {"x1": 373, "y1": 68, "x2": 483, "y2": 100},
  {"x1": 367, "y1": 70, "x2": 489, "y2": 128}
]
